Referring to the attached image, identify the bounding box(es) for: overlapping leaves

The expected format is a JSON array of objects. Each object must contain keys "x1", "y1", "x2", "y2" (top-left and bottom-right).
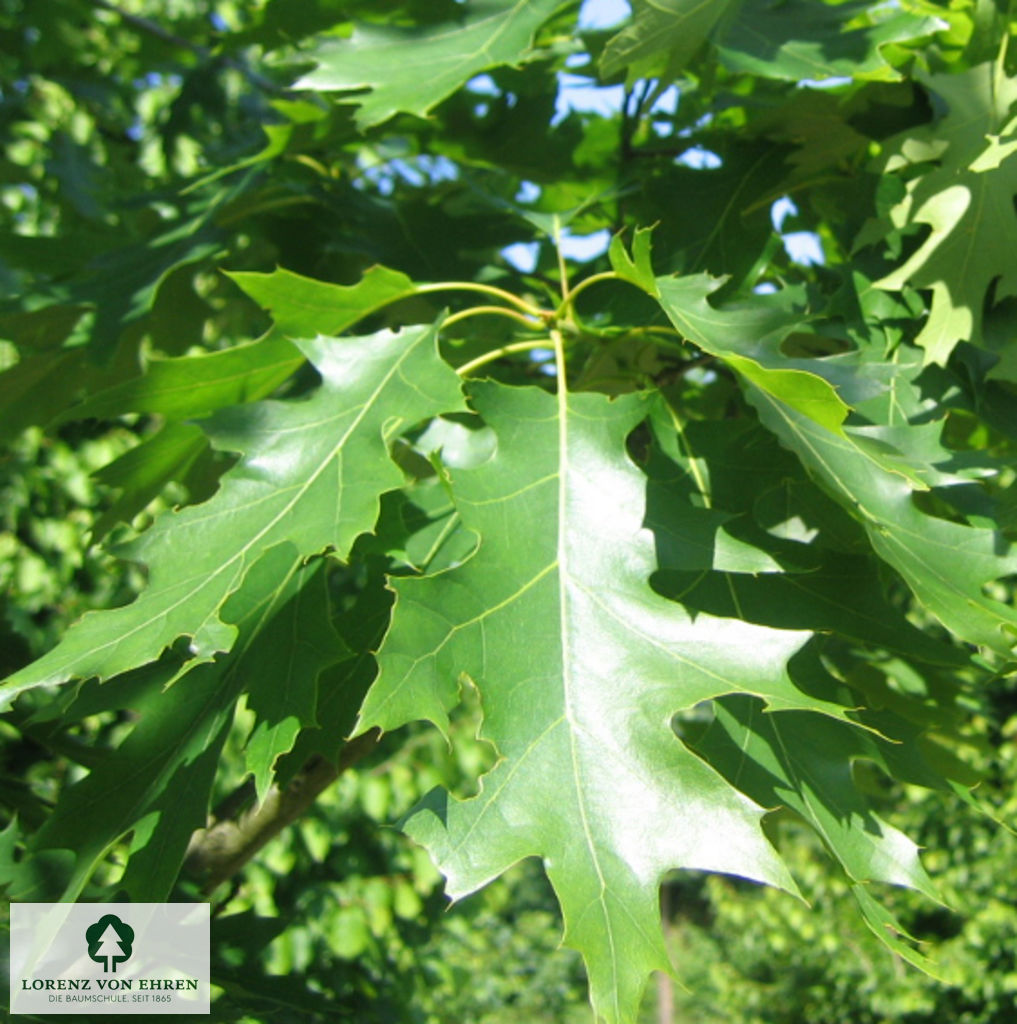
[
  {"x1": 652, "y1": 274, "x2": 1017, "y2": 657},
  {"x1": 601, "y1": 0, "x2": 941, "y2": 82},
  {"x1": 17, "y1": 547, "x2": 346, "y2": 902},
  {"x1": 0, "y1": 320, "x2": 465, "y2": 706},
  {"x1": 5, "y1": 2, "x2": 1017, "y2": 1022}
]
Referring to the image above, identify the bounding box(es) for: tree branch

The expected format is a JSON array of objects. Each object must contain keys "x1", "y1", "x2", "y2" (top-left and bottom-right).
[{"x1": 184, "y1": 730, "x2": 381, "y2": 894}]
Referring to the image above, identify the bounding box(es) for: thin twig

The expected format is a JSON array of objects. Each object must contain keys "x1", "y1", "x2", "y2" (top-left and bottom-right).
[
  {"x1": 456, "y1": 339, "x2": 551, "y2": 376},
  {"x1": 184, "y1": 730, "x2": 381, "y2": 894},
  {"x1": 417, "y1": 281, "x2": 548, "y2": 318},
  {"x1": 442, "y1": 305, "x2": 544, "y2": 331}
]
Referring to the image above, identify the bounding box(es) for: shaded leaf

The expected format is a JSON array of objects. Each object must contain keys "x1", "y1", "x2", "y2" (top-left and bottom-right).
[
  {"x1": 747, "y1": 383, "x2": 1017, "y2": 655},
  {"x1": 90, "y1": 422, "x2": 209, "y2": 539},
  {"x1": 244, "y1": 557, "x2": 349, "y2": 802},
  {"x1": 57, "y1": 336, "x2": 303, "y2": 424},
  {"x1": 26, "y1": 546, "x2": 347, "y2": 900},
  {"x1": 692, "y1": 695, "x2": 939, "y2": 897},
  {"x1": 655, "y1": 274, "x2": 851, "y2": 435},
  {"x1": 600, "y1": 0, "x2": 736, "y2": 79},
  {"x1": 718, "y1": 1, "x2": 943, "y2": 83},
  {"x1": 601, "y1": 0, "x2": 939, "y2": 83}
]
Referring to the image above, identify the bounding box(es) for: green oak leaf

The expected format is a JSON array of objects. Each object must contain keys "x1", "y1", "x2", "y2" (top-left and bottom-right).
[
  {"x1": 608, "y1": 228, "x2": 659, "y2": 298},
  {"x1": 0, "y1": 322, "x2": 465, "y2": 706},
  {"x1": 89, "y1": 422, "x2": 210, "y2": 540},
  {"x1": 275, "y1": 570, "x2": 392, "y2": 788},
  {"x1": 72, "y1": 216, "x2": 223, "y2": 361},
  {"x1": 0, "y1": 342, "x2": 139, "y2": 444},
  {"x1": 690, "y1": 696, "x2": 943, "y2": 972},
  {"x1": 0, "y1": 304, "x2": 88, "y2": 354},
  {"x1": 56, "y1": 335, "x2": 303, "y2": 424},
  {"x1": 648, "y1": 279, "x2": 1017, "y2": 647},
  {"x1": 873, "y1": 63, "x2": 1017, "y2": 363},
  {"x1": 693, "y1": 696, "x2": 939, "y2": 897},
  {"x1": 359, "y1": 381, "x2": 855, "y2": 1024},
  {"x1": 655, "y1": 274, "x2": 851, "y2": 435},
  {"x1": 657, "y1": 559, "x2": 968, "y2": 669},
  {"x1": 295, "y1": 0, "x2": 566, "y2": 128},
  {"x1": 226, "y1": 265, "x2": 419, "y2": 339},
  {"x1": 243, "y1": 556, "x2": 348, "y2": 802},
  {"x1": 717, "y1": 1, "x2": 942, "y2": 83},
  {"x1": 57, "y1": 263, "x2": 422, "y2": 429}
]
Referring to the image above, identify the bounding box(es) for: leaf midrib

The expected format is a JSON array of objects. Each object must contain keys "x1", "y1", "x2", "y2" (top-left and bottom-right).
[{"x1": 557, "y1": 385, "x2": 619, "y2": 1018}]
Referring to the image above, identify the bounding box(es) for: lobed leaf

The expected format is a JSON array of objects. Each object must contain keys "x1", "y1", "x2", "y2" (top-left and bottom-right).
[
  {"x1": 601, "y1": 0, "x2": 940, "y2": 83},
  {"x1": 226, "y1": 265, "x2": 419, "y2": 339},
  {"x1": 360, "y1": 381, "x2": 856, "y2": 1023},
  {"x1": 651, "y1": 278, "x2": 1017, "y2": 656},
  {"x1": 295, "y1": 0, "x2": 567, "y2": 128}
]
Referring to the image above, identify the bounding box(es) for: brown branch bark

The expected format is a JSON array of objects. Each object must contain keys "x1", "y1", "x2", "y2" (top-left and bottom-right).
[{"x1": 184, "y1": 730, "x2": 381, "y2": 895}]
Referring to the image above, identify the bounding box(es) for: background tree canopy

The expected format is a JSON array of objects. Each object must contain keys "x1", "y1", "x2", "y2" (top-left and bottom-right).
[{"x1": 2, "y1": 1, "x2": 1017, "y2": 1021}]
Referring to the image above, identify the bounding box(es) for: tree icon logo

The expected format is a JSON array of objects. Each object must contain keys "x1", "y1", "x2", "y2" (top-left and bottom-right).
[{"x1": 85, "y1": 914, "x2": 135, "y2": 973}]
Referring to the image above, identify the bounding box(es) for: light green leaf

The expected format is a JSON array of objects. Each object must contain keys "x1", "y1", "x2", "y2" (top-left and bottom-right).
[
  {"x1": 226, "y1": 265, "x2": 419, "y2": 339},
  {"x1": 873, "y1": 63, "x2": 1017, "y2": 363},
  {"x1": 608, "y1": 227, "x2": 659, "y2": 297},
  {"x1": 655, "y1": 274, "x2": 851, "y2": 435},
  {"x1": 295, "y1": 0, "x2": 566, "y2": 128},
  {"x1": 360, "y1": 381, "x2": 854, "y2": 1023},
  {"x1": 0, "y1": 322, "x2": 465, "y2": 706}
]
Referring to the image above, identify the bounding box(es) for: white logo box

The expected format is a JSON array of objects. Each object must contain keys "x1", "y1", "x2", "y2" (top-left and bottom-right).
[{"x1": 10, "y1": 903, "x2": 210, "y2": 1015}]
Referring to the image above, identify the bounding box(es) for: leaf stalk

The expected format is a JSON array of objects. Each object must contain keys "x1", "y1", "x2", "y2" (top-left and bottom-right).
[{"x1": 456, "y1": 339, "x2": 552, "y2": 376}]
